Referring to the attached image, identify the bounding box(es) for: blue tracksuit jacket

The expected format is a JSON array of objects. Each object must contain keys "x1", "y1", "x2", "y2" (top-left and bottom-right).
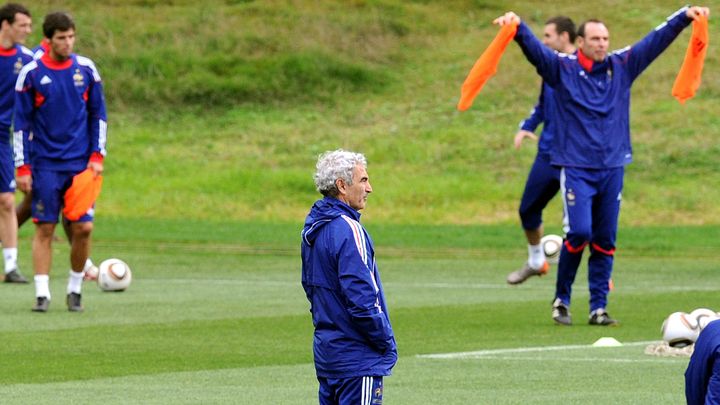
[
  {"x1": 301, "y1": 197, "x2": 397, "y2": 378},
  {"x1": 513, "y1": 7, "x2": 692, "y2": 169},
  {"x1": 519, "y1": 82, "x2": 556, "y2": 158},
  {"x1": 0, "y1": 44, "x2": 33, "y2": 131},
  {"x1": 686, "y1": 320, "x2": 720, "y2": 405},
  {"x1": 14, "y1": 53, "x2": 107, "y2": 172}
]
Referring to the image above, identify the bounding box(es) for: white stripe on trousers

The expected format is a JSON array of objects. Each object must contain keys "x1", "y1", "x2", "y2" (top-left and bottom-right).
[
  {"x1": 361, "y1": 376, "x2": 373, "y2": 405},
  {"x1": 560, "y1": 168, "x2": 570, "y2": 235}
]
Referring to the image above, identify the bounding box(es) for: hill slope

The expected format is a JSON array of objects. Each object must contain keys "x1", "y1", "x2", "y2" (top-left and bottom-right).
[{"x1": 23, "y1": 0, "x2": 719, "y2": 224}]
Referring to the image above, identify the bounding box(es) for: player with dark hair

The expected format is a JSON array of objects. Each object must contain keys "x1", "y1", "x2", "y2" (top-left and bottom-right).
[
  {"x1": 507, "y1": 15, "x2": 576, "y2": 285},
  {"x1": 15, "y1": 31, "x2": 99, "y2": 281},
  {"x1": 301, "y1": 150, "x2": 397, "y2": 405},
  {"x1": 494, "y1": 5, "x2": 710, "y2": 325},
  {"x1": 14, "y1": 11, "x2": 108, "y2": 312},
  {"x1": 0, "y1": 2, "x2": 32, "y2": 283}
]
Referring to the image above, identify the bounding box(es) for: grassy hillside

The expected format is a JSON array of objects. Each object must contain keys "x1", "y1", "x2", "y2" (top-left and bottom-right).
[{"x1": 20, "y1": 0, "x2": 719, "y2": 225}]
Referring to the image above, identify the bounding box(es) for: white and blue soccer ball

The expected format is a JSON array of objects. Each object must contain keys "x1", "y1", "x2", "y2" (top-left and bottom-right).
[
  {"x1": 690, "y1": 308, "x2": 720, "y2": 331},
  {"x1": 97, "y1": 258, "x2": 132, "y2": 292},
  {"x1": 541, "y1": 234, "x2": 563, "y2": 264},
  {"x1": 662, "y1": 311, "x2": 699, "y2": 347}
]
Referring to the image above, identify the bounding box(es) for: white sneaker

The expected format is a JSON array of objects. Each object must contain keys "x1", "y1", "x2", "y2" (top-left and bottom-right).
[{"x1": 506, "y1": 261, "x2": 549, "y2": 285}]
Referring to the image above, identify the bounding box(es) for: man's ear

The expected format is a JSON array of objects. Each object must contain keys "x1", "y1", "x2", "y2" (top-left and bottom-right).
[
  {"x1": 335, "y1": 178, "x2": 346, "y2": 195},
  {"x1": 561, "y1": 31, "x2": 570, "y2": 44}
]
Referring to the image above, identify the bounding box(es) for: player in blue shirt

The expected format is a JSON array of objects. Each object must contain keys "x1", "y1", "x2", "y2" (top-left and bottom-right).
[
  {"x1": 14, "y1": 12, "x2": 107, "y2": 312},
  {"x1": 494, "y1": 5, "x2": 710, "y2": 325},
  {"x1": 14, "y1": 35, "x2": 99, "y2": 282},
  {"x1": 506, "y1": 16, "x2": 575, "y2": 285},
  {"x1": 301, "y1": 150, "x2": 397, "y2": 405},
  {"x1": 686, "y1": 319, "x2": 720, "y2": 405},
  {"x1": 0, "y1": 3, "x2": 32, "y2": 284}
]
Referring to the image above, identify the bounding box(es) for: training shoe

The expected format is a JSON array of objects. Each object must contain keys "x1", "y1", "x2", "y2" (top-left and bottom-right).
[
  {"x1": 589, "y1": 309, "x2": 619, "y2": 326},
  {"x1": 4, "y1": 269, "x2": 28, "y2": 283},
  {"x1": 32, "y1": 296, "x2": 50, "y2": 312},
  {"x1": 66, "y1": 293, "x2": 83, "y2": 312},
  {"x1": 552, "y1": 298, "x2": 572, "y2": 325},
  {"x1": 507, "y1": 261, "x2": 549, "y2": 285}
]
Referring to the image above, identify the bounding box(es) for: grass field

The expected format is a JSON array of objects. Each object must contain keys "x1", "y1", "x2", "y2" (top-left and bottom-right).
[
  {"x1": 0, "y1": 219, "x2": 716, "y2": 403},
  {"x1": 4, "y1": 1, "x2": 718, "y2": 403}
]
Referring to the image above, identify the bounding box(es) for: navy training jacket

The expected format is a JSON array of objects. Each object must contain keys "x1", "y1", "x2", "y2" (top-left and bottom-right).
[
  {"x1": 301, "y1": 197, "x2": 397, "y2": 378},
  {"x1": 513, "y1": 7, "x2": 692, "y2": 169},
  {"x1": 14, "y1": 53, "x2": 107, "y2": 172},
  {"x1": 519, "y1": 82, "x2": 557, "y2": 158},
  {"x1": 686, "y1": 320, "x2": 720, "y2": 405}
]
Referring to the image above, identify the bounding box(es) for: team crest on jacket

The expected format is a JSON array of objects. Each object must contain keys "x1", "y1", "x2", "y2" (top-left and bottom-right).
[
  {"x1": 73, "y1": 69, "x2": 84, "y2": 87},
  {"x1": 566, "y1": 189, "x2": 576, "y2": 206},
  {"x1": 14, "y1": 58, "x2": 23, "y2": 74}
]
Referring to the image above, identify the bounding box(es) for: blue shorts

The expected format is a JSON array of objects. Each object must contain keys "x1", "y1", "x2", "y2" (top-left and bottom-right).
[
  {"x1": 318, "y1": 376, "x2": 384, "y2": 405},
  {"x1": 32, "y1": 169, "x2": 94, "y2": 223},
  {"x1": 518, "y1": 153, "x2": 561, "y2": 230},
  {"x1": 0, "y1": 130, "x2": 15, "y2": 193}
]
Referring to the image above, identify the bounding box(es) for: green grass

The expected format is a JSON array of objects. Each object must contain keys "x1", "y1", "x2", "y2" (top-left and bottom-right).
[
  {"x1": 15, "y1": 0, "x2": 720, "y2": 224},
  {"x1": 4, "y1": 1, "x2": 718, "y2": 402},
  {"x1": 2, "y1": 219, "x2": 718, "y2": 403}
]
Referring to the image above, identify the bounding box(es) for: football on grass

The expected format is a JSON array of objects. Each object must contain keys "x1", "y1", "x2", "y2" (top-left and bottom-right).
[
  {"x1": 689, "y1": 308, "x2": 720, "y2": 331},
  {"x1": 541, "y1": 234, "x2": 563, "y2": 264},
  {"x1": 97, "y1": 258, "x2": 132, "y2": 292},
  {"x1": 662, "y1": 312, "x2": 699, "y2": 348}
]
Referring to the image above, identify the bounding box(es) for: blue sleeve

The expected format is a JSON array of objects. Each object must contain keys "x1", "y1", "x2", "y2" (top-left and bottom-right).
[
  {"x1": 86, "y1": 68, "x2": 107, "y2": 157},
  {"x1": 520, "y1": 86, "x2": 545, "y2": 132},
  {"x1": 336, "y1": 225, "x2": 394, "y2": 353},
  {"x1": 686, "y1": 324, "x2": 720, "y2": 405},
  {"x1": 12, "y1": 70, "x2": 33, "y2": 167},
  {"x1": 707, "y1": 352, "x2": 720, "y2": 405},
  {"x1": 513, "y1": 22, "x2": 561, "y2": 87},
  {"x1": 623, "y1": 6, "x2": 692, "y2": 82}
]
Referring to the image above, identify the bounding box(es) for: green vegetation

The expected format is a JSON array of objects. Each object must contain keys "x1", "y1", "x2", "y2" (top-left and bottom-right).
[
  {"x1": 19, "y1": 0, "x2": 720, "y2": 225},
  {"x1": 2, "y1": 220, "x2": 718, "y2": 403},
  {"x1": 5, "y1": 2, "x2": 718, "y2": 403}
]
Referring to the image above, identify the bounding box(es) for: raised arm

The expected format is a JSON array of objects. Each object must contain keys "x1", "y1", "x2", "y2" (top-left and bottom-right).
[
  {"x1": 623, "y1": 6, "x2": 709, "y2": 82},
  {"x1": 495, "y1": 12, "x2": 561, "y2": 87}
]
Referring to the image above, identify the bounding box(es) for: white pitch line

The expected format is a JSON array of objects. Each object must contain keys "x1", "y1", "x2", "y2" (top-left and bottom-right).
[
  {"x1": 459, "y1": 355, "x2": 684, "y2": 364},
  {"x1": 387, "y1": 282, "x2": 720, "y2": 293},
  {"x1": 416, "y1": 340, "x2": 658, "y2": 359}
]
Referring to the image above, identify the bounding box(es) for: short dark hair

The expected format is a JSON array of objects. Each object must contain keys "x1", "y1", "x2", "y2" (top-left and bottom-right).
[
  {"x1": 43, "y1": 11, "x2": 75, "y2": 39},
  {"x1": 0, "y1": 3, "x2": 30, "y2": 25},
  {"x1": 577, "y1": 19, "x2": 605, "y2": 38},
  {"x1": 545, "y1": 15, "x2": 576, "y2": 43}
]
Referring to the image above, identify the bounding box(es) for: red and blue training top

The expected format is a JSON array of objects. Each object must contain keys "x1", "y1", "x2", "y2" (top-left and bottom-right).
[
  {"x1": 0, "y1": 44, "x2": 33, "y2": 130},
  {"x1": 14, "y1": 52, "x2": 107, "y2": 173},
  {"x1": 513, "y1": 7, "x2": 692, "y2": 169}
]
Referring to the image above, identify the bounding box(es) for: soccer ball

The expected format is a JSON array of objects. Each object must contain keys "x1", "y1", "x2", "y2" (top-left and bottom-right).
[
  {"x1": 661, "y1": 312, "x2": 699, "y2": 347},
  {"x1": 541, "y1": 234, "x2": 563, "y2": 264},
  {"x1": 83, "y1": 264, "x2": 99, "y2": 281},
  {"x1": 690, "y1": 308, "x2": 720, "y2": 330},
  {"x1": 97, "y1": 258, "x2": 132, "y2": 292}
]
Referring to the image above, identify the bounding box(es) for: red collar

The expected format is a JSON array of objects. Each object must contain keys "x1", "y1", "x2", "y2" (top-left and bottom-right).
[
  {"x1": 577, "y1": 50, "x2": 593, "y2": 72},
  {"x1": 0, "y1": 45, "x2": 17, "y2": 57},
  {"x1": 40, "y1": 53, "x2": 73, "y2": 70}
]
